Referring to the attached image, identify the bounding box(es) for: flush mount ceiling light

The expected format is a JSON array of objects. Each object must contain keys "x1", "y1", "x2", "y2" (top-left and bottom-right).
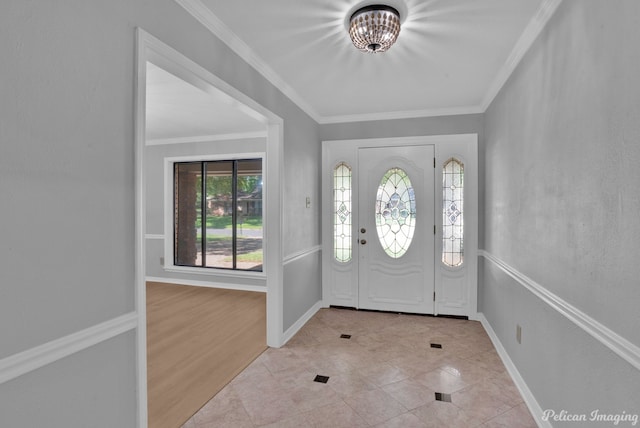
[{"x1": 349, "y1": 4, "x2": 401, "y2": 53}]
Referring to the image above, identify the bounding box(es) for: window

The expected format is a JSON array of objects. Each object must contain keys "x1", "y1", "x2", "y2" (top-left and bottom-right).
[
  {"x1": 375, "y1": 167, "x2": 416, "y2": 258},
  {"x1": 333, "y1": 162, "x2": 352, "y2": 262},
  {"x1": 174, "y1": 159, "x2": 263, "y2": 271},
  {"x1": 442, "y1": 158, "x2": 464, "y2": 267}
]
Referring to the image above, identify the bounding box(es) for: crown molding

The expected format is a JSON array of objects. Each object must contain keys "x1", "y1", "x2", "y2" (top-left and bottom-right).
[
  {"x1": 480, "y1": 0, "x2": 563, "y2": 111},
  {"x1": 174, "y1": 0, "x2": 322, "y2": 123},
  {"x1": 175, "y1": 0, "x2": 562, "y2": 125},
  {"x1": 146, "y1": 130, "x2": 267, "y2": 146},
  {"x1": 318, "y1": 105, "x2": 485, "y2": 124}
]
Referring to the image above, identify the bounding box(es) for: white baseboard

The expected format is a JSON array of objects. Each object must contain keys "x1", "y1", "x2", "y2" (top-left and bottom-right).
[
  {"x1": 282, "y1": 301, "x2": 323, "y2": 345},
  {"x1": 477, "y1": 313, "x2": 550, "y2": 428},
  {"x1": 0, "y1": 312, "x2": 138, "y2": 385},
  {"x1": 145, "y1": 276, "x2": 266, "y2": 293}
]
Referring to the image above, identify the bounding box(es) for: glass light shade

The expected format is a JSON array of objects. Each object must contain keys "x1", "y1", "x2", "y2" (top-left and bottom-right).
[{"x1": 349, "y1": 5, "x2": 401, "y2": 53}]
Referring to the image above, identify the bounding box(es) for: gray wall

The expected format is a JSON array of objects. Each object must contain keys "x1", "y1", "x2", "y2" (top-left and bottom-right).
[
  {"x1": 281, "y1": 105, "x2": 323, "y2": 331},
  {"x1": 482, "y1": 0, "x2": 640, "y2": 423},
  {"x1": 0, "y1": 333, "x2": 136, "y2": 428},
  {"x1": 0, "y1": 0, "x2": 138, "y2": 361},
  {"x1": 284, "y1": 250, "x2": 322, "y2": 330},
  {"x1": 1, "y1": 0, "x2": 322, "y2": 425}
]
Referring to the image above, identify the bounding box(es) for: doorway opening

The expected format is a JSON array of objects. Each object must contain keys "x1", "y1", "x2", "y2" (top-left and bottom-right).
[{"x1": 135, "y1": 29, "x2": 283, "y2": 427}]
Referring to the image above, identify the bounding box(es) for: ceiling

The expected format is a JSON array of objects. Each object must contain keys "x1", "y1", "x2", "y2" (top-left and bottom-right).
[
  {"x1": 177, "y1": 0, "x2": 559, "y2": 123},
  {"x1": 146, "y1": 0, "x2": 560, "y2": 140},
  {"x1": 145, "y1": 62, "x2": 266, "y2": 143}
]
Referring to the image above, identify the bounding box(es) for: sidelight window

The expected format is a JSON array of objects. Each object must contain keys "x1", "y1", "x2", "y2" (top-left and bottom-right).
[
  {"x1": 442, "y1": 158, "x2": 464, "y2": 267},
  {"x1": 333, "y1": 162, "x2": 352, "y2": 262}
]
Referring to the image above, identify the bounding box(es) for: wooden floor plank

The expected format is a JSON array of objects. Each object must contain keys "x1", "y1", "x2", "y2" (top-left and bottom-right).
[{"x1": 146, "y1": 282, "x2": 266, "y2": 428}]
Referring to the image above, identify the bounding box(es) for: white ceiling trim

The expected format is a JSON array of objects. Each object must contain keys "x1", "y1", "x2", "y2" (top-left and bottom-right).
[
  {"x1": 146, "y1": 131, "x2": 267, "y2": 146},
  {"x1": 176, "y1": 0, "x2": 562, "y2": 124},
  {"x1": 319, "y1": 105, "x2": 485, "y2": 125},
  {"x1": 480, "y1": 0, "x2": 563, "y2": 111},
  {"x1": 174, "y1": 0, "x2": 322, "y2": 123}
]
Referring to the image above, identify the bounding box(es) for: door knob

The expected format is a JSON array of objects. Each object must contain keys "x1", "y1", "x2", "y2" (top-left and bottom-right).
[{"x1": 360, "y1": 239, "x2": 367, "y2": 245}]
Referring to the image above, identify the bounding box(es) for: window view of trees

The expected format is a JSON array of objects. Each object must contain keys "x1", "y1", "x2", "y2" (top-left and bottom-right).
[{"x1": 174, "y1": 159, "x2": 263, "y2": 271}]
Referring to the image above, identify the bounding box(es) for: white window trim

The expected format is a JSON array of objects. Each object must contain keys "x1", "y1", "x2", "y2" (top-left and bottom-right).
[{"x1": 163, "y1": 153, "x2": 267, "y2": 279}]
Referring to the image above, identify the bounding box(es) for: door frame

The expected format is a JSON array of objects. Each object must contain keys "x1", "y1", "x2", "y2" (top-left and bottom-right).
[
  {"x1": 321, "y1": 134, "x2": 478, "y2": 318},
  {"x1": 357, "y1": 144, "x2": 436, "y2": 314},
  {"x1": 135, "y1": 29, "x2": 284, "y2": 428}
]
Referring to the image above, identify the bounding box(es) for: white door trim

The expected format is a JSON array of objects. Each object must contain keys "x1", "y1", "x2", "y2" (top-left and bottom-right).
[
  {"x1": 135, "y1": 28, "x2": 284, "y2": 428},
  {"x1": 322, "y1": 134, "x2": 478, "y2": 317}
]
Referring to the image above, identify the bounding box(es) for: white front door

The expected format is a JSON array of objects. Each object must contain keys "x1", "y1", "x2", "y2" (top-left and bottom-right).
[{"x1": 357, "y1": 145, "x2": 435, "y2": 314}]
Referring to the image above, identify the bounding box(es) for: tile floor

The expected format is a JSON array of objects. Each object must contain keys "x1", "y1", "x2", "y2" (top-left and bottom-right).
[{"x1": 181, "y1": 308, "x2": 537, "y2": 428}]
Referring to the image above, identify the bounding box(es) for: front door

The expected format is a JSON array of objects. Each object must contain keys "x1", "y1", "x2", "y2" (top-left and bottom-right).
[{"x1": 357, "y1": 145, "x2": 435, "y2": 313}]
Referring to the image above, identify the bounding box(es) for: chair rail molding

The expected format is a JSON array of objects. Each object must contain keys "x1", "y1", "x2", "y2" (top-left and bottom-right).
[
  {"x1": 479, "y1": 250, "x2": 640, "y2": 371},
  {"x1": 0, "y1": 312, "x2": 138, "y2": 385},
  {"x1": 283, "y1": 245, "x2": 322, "y2": 266}
]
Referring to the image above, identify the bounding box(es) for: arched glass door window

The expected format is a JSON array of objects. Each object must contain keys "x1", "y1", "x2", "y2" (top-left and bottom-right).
[
  {"x1": 375, "y1": 167, "x2": 416, "y2": 258},
  {"x1": 334, "y1": 162, "x2": 352, "y2": 262},
  {"x1": 443, "y1": 158, "x2": 464, "y2": 267}
]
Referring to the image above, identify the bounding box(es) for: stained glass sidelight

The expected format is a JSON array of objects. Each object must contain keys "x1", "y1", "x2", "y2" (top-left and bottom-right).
[
  {"x1": 375, "y1": 167, "x2": 416, "y2": 258},
  {"x1": 442, "y1": 158, "x2": 464, "y2": 266},
  {"x1": 334, "y1": 162, "x2": 352, "y2": 262}
]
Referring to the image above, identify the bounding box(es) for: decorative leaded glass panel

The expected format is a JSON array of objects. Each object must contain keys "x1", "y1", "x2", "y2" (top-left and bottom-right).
[
  {"x1": 442, "y1": 158, "x2": 464, "y2": 267},
  {"x1": 334, "y1": 163, "x2": 352, "y2": 262},
  {"x1": 375, "y1": 167, "x2": 416, "y2": 258}
]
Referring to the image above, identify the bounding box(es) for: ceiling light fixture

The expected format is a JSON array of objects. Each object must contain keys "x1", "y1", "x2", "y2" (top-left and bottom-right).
[{"x1": 349, "y1": 4, "x2": 401, "y2": 53}]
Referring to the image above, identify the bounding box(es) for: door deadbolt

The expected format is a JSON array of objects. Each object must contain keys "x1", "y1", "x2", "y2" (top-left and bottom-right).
[{"x1": 360, "y1": 228, "x2": 366, "y2": 234}]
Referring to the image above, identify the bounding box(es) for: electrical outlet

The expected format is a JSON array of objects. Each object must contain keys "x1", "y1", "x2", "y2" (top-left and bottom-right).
[
  {"x1": 160, "y1": 256, "x2": 164, "y2": 266},
  {"x1": 306, "y1": 196, "x2": 311, "y2": 208},
  {"x1": 516, "y1": 324, "x2": 522, "y2": 344}
]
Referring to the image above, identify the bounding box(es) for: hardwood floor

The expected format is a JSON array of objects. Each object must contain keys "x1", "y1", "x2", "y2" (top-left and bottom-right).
[{"x1": 146, "y1": 281, "x2": 267, "y2": 428}]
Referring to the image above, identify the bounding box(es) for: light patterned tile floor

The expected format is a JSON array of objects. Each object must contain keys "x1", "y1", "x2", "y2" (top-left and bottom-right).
[{"x1": 181, "y1": 308, "x2": 537, "y2": 428}]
